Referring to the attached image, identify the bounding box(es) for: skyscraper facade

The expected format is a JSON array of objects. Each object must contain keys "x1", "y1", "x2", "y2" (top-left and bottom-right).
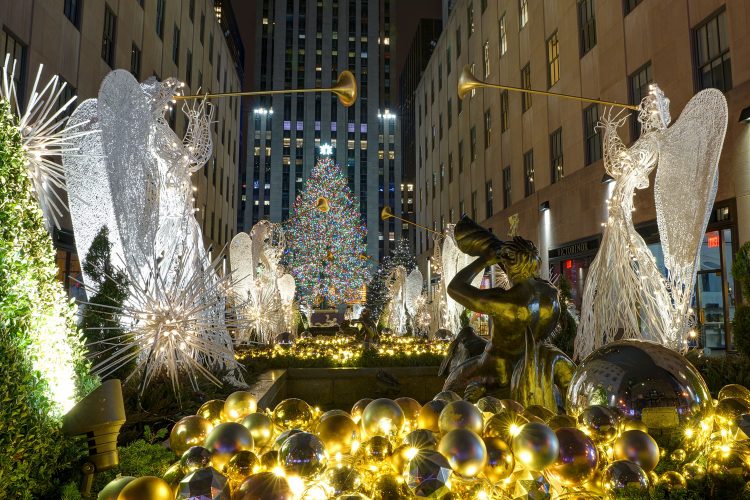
[{"x1": 240, "y1": 0, "x2": 401, "y2": 260}]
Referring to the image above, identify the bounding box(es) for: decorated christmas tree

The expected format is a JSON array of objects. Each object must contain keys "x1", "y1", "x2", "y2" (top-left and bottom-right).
[
  {"x1": 285, "y1": 157, "x2": 371, "y2": 305},
  {"x1": 366, "y1": 238, "x2": 417, "y2": 320}
]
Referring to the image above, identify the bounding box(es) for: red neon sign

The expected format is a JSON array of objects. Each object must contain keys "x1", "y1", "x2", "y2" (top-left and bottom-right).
[
  {"x1": 565, "y1": 259, "x2": 573, "y2": 270},
  {"x1": 707, "y1": 232, "x2": 720, "y2": 248}
]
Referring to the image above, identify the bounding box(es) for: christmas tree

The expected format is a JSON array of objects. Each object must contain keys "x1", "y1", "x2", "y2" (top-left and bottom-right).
[
  {"x1": 366, "y1": 238, "x2": 417, "y2": 320},
  {"x1": 285, "y1": 157, "x2": 371, "y2": 305}
]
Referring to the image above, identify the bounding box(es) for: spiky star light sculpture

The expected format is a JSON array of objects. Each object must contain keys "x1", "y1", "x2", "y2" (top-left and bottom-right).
[{"x1": 0, "y1": 56, "x2": 92, "y2": 228}]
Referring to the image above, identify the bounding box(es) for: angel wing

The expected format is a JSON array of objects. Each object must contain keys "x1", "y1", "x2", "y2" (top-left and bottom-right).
[
  {"x1": 98, "y1": 70, "x2": 160, "y2": 272},
  {"x1": 229, "y1": 232, "x2": 255, "y2": 301},
  {"x1": 654, "y1": 89, "x2": 728, "y2": 344},
  {"x1": 277, "y1": 274, "x2": 296, "y2": 305},
  {"x1": 404, "y1": 268, "x2": 423, "y2": 316}
]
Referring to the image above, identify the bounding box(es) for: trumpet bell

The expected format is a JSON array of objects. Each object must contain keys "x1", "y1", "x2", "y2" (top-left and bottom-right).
[
  {"x1": 458, "y1": 65, "x2": 483, "y2": 100},
  {"x1": 333, "y1": 70, "x2": 357, "y2": 108},
  {"x1": 316, "y1": 196, "x2": 330, "y2": 213},
  {"x1": 380, "y1": 206, "x2": 394, "y2": 220}
]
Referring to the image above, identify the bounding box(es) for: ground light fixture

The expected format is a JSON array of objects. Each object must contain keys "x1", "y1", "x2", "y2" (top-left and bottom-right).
[
  {"x1": 539, "y1": 201, "x2": 550, "y2": 212},
  {"x1": 62, "y1": 379, "x2": 126, "y2": 497},
  {"x1": 739, "y1": 106, "x2": 750, "y2": 122}
]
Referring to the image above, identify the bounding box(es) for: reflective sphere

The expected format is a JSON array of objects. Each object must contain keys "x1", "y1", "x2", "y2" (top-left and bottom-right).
[
  {"x1": 433, "y1": 390, "x2": 462, "y2": 403},
  {"x1": 395, "y1": 397, "x2": 422, "y2": 430},
  {"x1": 417, "y1": 400, "x2": 447, "y2": 433},
  {"x1": 715, "y1": 398, "x2": 750, "y2": 428},
  {"x1": 603, "y1": 460, "x2": 649, "y2": 493},
  {"x1": 235, "y1": 472, "x2": 293, "y2": 500},
  {"x1": 511, "y1": 422, "x2": 560, "y2": 471},
  {"x1": 170, "y1": 415, "x2": 213, "y2": 457},
  {"x1": 259, "y1": 450, "x2": 279, "y2": 470},
  {"x1": 325, "y1": 464, "x2": 362, "y2": 496},
  {"x1": 547, "y1": 428, "x2": 598, "y2": 487},
  {"x1": 180, "y1": 446, "x2": 213, "y2": 473},
  {"x1": 405, "y1": 449, "x2": 453, "y2": 498},
  {"x1": 241, "y1": 412, "x2": 274, "y2": 449},
  {"x1": 682, "y1": 462, "x2": 707, "y2": 480},
  {"x1": 483, "y1": 410, "x2": 529, "y2": 442},
  {"x1": 278, "y1": 432, "x2": 328, "y2": 478},
  {"x1": 403, "y1": 429, "x2": 438, "y2": 450},
  {"x1": 577, "y1": 406, "x2": 620, "y2": 444},
  {"x1": 197, "y1": 400, "x2": 225, "y2": 426},
  {"x1": 524, "y1": 405, "x2": 555, "y2": 422},
  {"x1": 225, "y1": 450, "x2": 259, "y2": 485},
  {"x1": 438, "y1": 400, "x2": 483, "y2": 434},
  {"x1": 567, "y1": 340, "x2": 713, "y2": 457},
  {"x1": 482, "y1": 437, "x2": 514, "y2": 482},
  {"x1": 500, "y1": 399, "x2": 525, "y2": 413},
  {"x1": 437, "y1": 429, "x2": 487, "y2": 478},
  {"x1": 659, "y1": 471, "x2": 687, "y2": 491},
  {"x1": 613, "y1": 430, "x2": 660, "y2": 472},
  {"x1": 224, "y1": 391, "x2": 258, "y2": 421},
  {"x1": 476, "y1": 396, "x2": 503, "y2": 415},
  {"x1": 272, "y1": 429, "x2": 303, "y2": 451},
  {"x1": 176, "y1": 467, "x2": 230, "y2": 500},
  {"x1": 205, "y1": 422, "x2": 254, "y2": 471},
  {"x1": 162, "y1": 463, "x2": 183, "y2": 488},
  {"x1": 351, "y1": 398, "x2": 374, "y2": 423},
  {"x1": 98, "y1": 476, "x2": 135, "y2": 500},
  {"x1": 390, "y1": 444, "x2": 417, "y2": 474},
  {"x1": 316, "y1": 413, "x2": 360, "y2": 454},
  {"x1": 371, "y1": 473, "x2": 407, "y2": 500},
  {"x1": 546, "y1": 414, "x2": 578, "y2": 431},
  {"x1": 718, "y1": 384, "x2": 750, "y2": 404},
  {"x1": 116, "y1": 476, "x2": 172, "y2": 500},
  {"x1": 670, "y1": 448, "x2": 687, "y2": 463},
  {"x1": 707, "y1": 444, "x2": 750, "y2": 479},
  {"x1": 362, "y1": 435, "x2": 393, "y2": 463},
  {"x1": 321, "y1": 409, "x2": 353, "y2": 421},
  {"x1": 362, "y1": 399, "x2": 405, "y2": 437},
  {"x1": 622, "y1": 419, "x2": 649, "y2": 433},
  {"x1": 273, "y1": 398, "x2": 313, "y2": 431}
]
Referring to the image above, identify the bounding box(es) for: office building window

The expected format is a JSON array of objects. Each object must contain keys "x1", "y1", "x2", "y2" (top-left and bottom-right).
[
  {"x1": 189, "y1": 0, "x2": 195, "y2": 21},
  {"x1": 459, "y1": 140, "x2": 464, "y2": 173},
  {"x1": 481, "y1": 0, "x2": 487, "y2": 14},
  {"x1": 524, "y1": 150, "x2": 534, "y2": 197},
  {"x1": 456, "y1": 27, "x2": 461, "y2": 56},
  {"x1": 200, "y1": 13, "x2": 206, "y2": 43},
  {"x1": 130, "y1": 43, "x2": 141, "y2": 79},
  {"x1": 64, "y1": 0, "x2": 82, "y2": 29},
  {"x1": 624, "y1": 0, "x2": 642, "y2": 15},
  {"x1": 547, "y1": 32, "x2": 559, "y2": 87},
  {"x1": 550, "y1": 128, "x2": 563, "y2": 183},
  {"x1": 467, "y1": 2, "x2": 475, "y2": 35},
  {"x1": 500, "y1": 90, "x2": 509, "y2": 132},
  {"x1": 101, "y1": 5, "x2": 117, "y2": 67},
  {"x1": 156, "y1": 0, "x2": 166, "y2": 39},
  {"x1": 1, "y1": 30, "x2": 25, "y2": 101},
  {"x1": 519, "y1": 0, "x2": 528, "y2": 28},
  {"x1": 209, "y1": 33, "x2": 214, "y2": 63},
  {"x1": 447, "y1": 45, "x2": 452, "y2": 74},
  {"x1": 583, "y1": 104, "x2": 601, "y2": 165},
  {"x1": 486, "y1": 181, "x2": 493, "y2": 218},
  {"x1": 440, "y1": 162, "x2": 444, "y2": 190},
  {"x1": 483, "y1": 41, "x2": 490, "y2": 78},
  {"x1": 470, "y1": 126, "x2": 477, "y2": 161},
  {"x1": 629, "y1": 62, "x2": 652, "y2": 137},
  {"x1": 578, "y1": 0, "x2": 596, "y2": 55},
  {"x1": 484, "y1": 108, "x2": 491, "y2": 148},
  {"x1": 448, "y1": 153, "x2": 454, "y2": 182},
  {"x1": 185, "y1": 50, "x2": 192, "y2": 87},
  {"x1": 503, "y1": 166, "x2": 511, "y2": 209},
  {"x1": 173, "y1": 25, "x2": 180, "y2": 65},
  {"x1": 521, "y1": 63, "x2": 531, "y2": 112},
  {"x1": 695, "y1": 8, "x2": 731, "y2": 92},
  {"x1": 448, "y1": 98, "x2": 452, "y2": 128},
  {"x1": 471, "y1": 191, "x2": 477, "y2": 220},
  {"x1": 499, "y1": 14, "x2": 507, "y2": 56},
  {"x1": 460, "y1": 200, "x2": 465, "y2": 217}
]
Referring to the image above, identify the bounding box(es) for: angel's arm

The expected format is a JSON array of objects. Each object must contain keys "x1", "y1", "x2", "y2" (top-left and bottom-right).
[
  {"x1": 599, "y1": 108, "x2": 633, "y2": 177},
  {"x1": 183, "y1": 101, "x2": 214, "y2": 170}
]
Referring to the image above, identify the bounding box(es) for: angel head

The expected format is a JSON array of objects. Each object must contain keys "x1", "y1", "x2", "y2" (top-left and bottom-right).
[
  {"x1": 637, "y1": 84, "x2": 671, "y2": 132},
  {"x1": 496, "y1": 236, "x2": 540, "y2": 282}
]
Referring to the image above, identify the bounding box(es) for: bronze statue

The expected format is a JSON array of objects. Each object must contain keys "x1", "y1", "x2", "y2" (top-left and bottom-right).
[{"x1": 441, "y1": 216, "x2": 575, "y2": 411}]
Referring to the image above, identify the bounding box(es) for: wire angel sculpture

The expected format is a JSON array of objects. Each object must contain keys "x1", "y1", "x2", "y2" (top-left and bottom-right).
[
  {"x1": 385, "y1": 265, "x2": 408, "y2": 334},
  {"x1": 575, "y1": 85, "x2": 727, "y2": 359},
  {"x1": 62, "y1": 69, "x2": 243, "y2": 396}
]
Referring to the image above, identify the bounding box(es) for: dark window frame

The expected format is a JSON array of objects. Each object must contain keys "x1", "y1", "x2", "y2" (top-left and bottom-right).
[
  {"x1": 101, "y1": 5, "x2": 117, "y2": 67},
  {"x1": 550, "y1": 127, "x2": 564, "y2": 183},
  {"x1": 523, "y1": 149, "x2": 534, "y2": 197},
  {"x1": 578, "y1": 0, "x2": 596, "y2": 56},
  {"x1": 583, "y1": 104, "x2": 602, "y2": 165}
]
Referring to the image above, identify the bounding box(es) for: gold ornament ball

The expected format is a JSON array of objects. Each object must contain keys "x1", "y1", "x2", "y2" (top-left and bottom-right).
[
  {"x1": 395, "y1": 397, "x2": 421, "y2": 430},
  {"x1": 390, "y1": 444, "x2": 417, "y2": 474},
  {"x1": 577, "y1": 406, "x2": 620, "y2": 444},
  {"x1": 417, "y1": 399, "x2": 446, "y2": 433},
  {"x1": 273, "y1": 398, "x2": 313, "y2": 431},
  {"x1": 718, "y1": 384, "x2": 750, "y2": 404},
  {"x1": 325, "y1": 463, "x2": 363, "y2": 496},
  {"x1": 180, "y1": 446, "x2": 213, "y2": 473},
  {"x1": 476, "y1": 396, "x2": 503, "y2": 415},
  {"x1": 226, "y1": 450, "x2": 260, "y2": 485},
  {"x1": 613, "y1": 429, "x2": 660, "y2": 472},
  {"x1": 546, "y1": 414, "x2": 578, "y2": 430},
  {"x1": 682, "y1": 462, "x2": 706, "y2": 481},
  {"x1": 547, "y1": 427, "x2": 599, "y2": 487},
  {"x1": 235, "y1": 472, "x2": 294, "y2": 500},
  {"x1": 524, "y1": 405, "x2": 555, "y2": 422},
  {"x1": 370, "y1": 473, "x2": 407, "y2": 500},
  {"x1": 260, "y1": 450, "x2": 279, "y2": 470},
  {"x1": 438, "y1": 400, "x2": 484, "y2": 434},
  {"x1": 162, "y1": 462, "x2": 183, "y2": 488},
  {"x1": 241, "y1": 412, "x2": 274, "y2": 449},
  {"x1": 433, "y1": 390, "x2": 462, "y2": 403},
  {"x1": 205, "y1": 422, "x2": 255, "y2": 471},
  {"x1": 707, "y1": 444, "x2": 750, "y2": 478},
  {"x1": 715, "y1": 397, "x2": 750, "y2": 426},
  {"x1": 622, "y1": 419, "x2": 649, "y2": 433},
  {"x1": 98, "y1": 476, "x2": 135, "y2": 500},
  {"x1": 403, "y1": 429, "x2": 438, "y2": 450},
  {"x1": 483, "y1": 410, "x2": 529, "y2": 442},
  {"x1": 170, "y1": 415, "x2": 213, "y2": 457},
  {"x1": 362, "y1": 398, "x2": 405, "y2": 437},
  {"x1": 197, "y1": 399, "x2": 225, "y2": 426},
  {"x1": 321, "y1": 409, "x2": 353, "y2": 421},
  {"x1": 351, "y1": 398, "x2": 374, "y2": 423},
  {"x1": 602, "y1": 460, "x2": 649, "y2": 493},
  {"x1": 278, "y1": 431, "x2": 328, "y2": 479},
  {"x1": 482, "y1": 437, "x2": 514, "y2": 482},
  {"x1": 224, "y1": 391, "x2": 258, "y2": 421},
  {"x1": 500, "y1": 399, "x2": 525, "y2": 414},
  {"x1": 362, "y1": 435, "x2": 393, "y2": 463},
  {"x1": 511, "y1": 422, "x2": 560, "y2": 471},
  {"x1": 670, "y1": 448, "x2": 687, "y2": 463},
  {"x1": 116, "y1": 476, "x2": 172, "y2": 500},
  {"x1": 437, "y1": 428, "x2": 487, "y2": 478},
  {"x1": 316, "y1": 413, "x2": 360, "y2": 454},
  {"x1": 659, "y1": 471, "x2": 687, "y2": 491}
]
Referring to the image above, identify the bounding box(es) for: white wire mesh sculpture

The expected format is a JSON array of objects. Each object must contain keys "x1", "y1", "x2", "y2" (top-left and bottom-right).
[
  {"x1": 575, "y1": 85, "x2": 727, "y2": 358},
  {"x1": 63, "y1": 69, "x2": 243, "y2": 395}
]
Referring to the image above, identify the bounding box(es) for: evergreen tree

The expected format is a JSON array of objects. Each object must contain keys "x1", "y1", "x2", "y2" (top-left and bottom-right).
[
  {"x1": 366, "y1": 238, "x2": 417, "y2": 320},
  {"x1": 0, "y1": 100, "x2": 94, "y2": 497},
  {"x1": 285, "y1": 157, "x2": 371, "y2": 305}
]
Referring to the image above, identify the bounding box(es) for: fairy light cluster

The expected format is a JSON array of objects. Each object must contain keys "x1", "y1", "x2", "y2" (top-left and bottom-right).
[{"x1": 284, "y1": 157, "x2": 370, "y2": 306}]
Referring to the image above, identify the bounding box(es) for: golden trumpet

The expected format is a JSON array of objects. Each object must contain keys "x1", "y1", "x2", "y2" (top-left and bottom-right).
[
  {"x1": 381, "y1": 206, "x2": 444, "y2": 237},
  {"x1": 458, "y1": 65, "x2": 638, "y2": 110},
  {"x1": 174, "y1": 70, "x2": 358, "y2": 108}
]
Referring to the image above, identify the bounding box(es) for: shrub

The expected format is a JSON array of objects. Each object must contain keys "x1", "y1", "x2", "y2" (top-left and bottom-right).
[{"x1": 733, "y1": 305, "x2": 750, "y2": 359}]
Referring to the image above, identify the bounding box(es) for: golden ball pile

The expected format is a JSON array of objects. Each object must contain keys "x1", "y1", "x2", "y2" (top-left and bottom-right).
[{"x1": 104, "y1": 382, "x2": 750, "y2": 499}]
